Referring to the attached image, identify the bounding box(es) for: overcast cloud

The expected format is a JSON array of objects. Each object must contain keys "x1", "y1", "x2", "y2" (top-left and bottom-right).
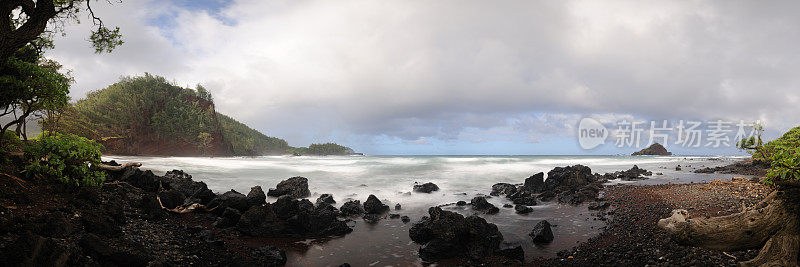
[{"x1": 45, "y1": 0, "x2": 800, "y2": 154}]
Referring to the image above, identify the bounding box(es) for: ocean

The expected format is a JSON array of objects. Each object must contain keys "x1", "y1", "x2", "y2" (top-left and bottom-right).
[{"x1": 103, "y1": 155, "x2": 749, "y2": 265}]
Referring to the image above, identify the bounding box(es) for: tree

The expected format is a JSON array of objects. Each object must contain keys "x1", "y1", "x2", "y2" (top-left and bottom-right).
[
  {"x1": 196, "y1": 84, "x2": 213, "y2": 102},
  {"x1": 659, "y1": 125, "x2": 800, "y2": 266},
  {"x1": 0, "y1": 47, "x2": 71, "y2": 141},
  {"x1": 1, "y1": 0, "x2": 123, "y2": 145},
  {"x1": 0, "y1": 0, "x2": 123, "y2": 62}
]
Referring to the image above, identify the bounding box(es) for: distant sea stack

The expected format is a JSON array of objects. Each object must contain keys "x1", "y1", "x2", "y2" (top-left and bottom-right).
[{"x1": 632, "y1": 143, "x2": 672, "y2": 156}]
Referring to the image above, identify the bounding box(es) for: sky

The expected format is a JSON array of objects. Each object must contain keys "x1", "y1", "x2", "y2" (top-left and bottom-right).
[{"x1": 44, "y1": 0, "x2": 800, "y2": 155}]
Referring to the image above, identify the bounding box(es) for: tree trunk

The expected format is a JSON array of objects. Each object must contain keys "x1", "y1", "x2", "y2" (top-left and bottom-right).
[{"x1": 658, "y1": 190, "x2": 800, "y2": 266}]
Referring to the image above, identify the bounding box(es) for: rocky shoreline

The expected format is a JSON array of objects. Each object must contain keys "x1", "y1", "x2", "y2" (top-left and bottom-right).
[
  {"x1": 533, "y1": 177, "x2": 773, "y2": 266},
  {"x1": 0, "y1": 159, "x2": 774, "y2": 266}
]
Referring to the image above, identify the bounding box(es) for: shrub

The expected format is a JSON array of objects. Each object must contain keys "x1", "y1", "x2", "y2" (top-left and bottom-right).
[
  {"x1": 765, "y1": 147, "x2": 800, "y2": 185},
  {"x1": 24, "y1": 131, "x2": 106, "y2": 186},
  {"x1": 1, "y1": 130, "x2": 23, "y2": 152}
]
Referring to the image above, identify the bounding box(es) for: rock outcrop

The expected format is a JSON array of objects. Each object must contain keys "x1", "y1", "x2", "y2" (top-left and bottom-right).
[
  {"x1": 608, "y1": 165, "x2": 652, "y2": 181},
  {"x1": 409, "y1": 207, "x2": 504, "y2": 262},
  {"x1": 267, "y1": 177, "x2": 310, "y2": 199},
  {"x1": 363, "y1": 195, "x2": 389, "y2": 214},
  {"x1": 529, "y1": 220, "x2": 554, "y2": 243},
  {"x1": 236, "y1": 196, "x2": 352, "y2": 238},
  {"x1": 413, "y1": 182, "x2": 440, "y2": 193},
  {"x1": 631, "y1": 143, "x2": 672, "y2": 156}
]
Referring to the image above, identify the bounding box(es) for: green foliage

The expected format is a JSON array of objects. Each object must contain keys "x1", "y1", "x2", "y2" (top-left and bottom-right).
[
  {"x1": 89, "y1": 26, "x2": 124, "y2": 54},
  {"x1": 1, "y1": 131, "x2": 23, "y2": 153},
  {"x1": 197, "y1": 132, "x2": 213, "y2": 155},
  {"x1": 51, "y1": 74, "x2": 217, "y2": 148},
  {"x1": 0, "y1": 47, "x2": 71, "y2": 139},
  {"x1": 216, "y1": 113, "x2": 290, "y2": 155},
  {"x1": 764, "y1": 147, "x2": 800, "y2": 185},
  {"x1": 23, "y1": 131, "x2": 106, "y2": 187},
  {"x1": 737, "y1": 122, "x2": 764, "y2": 152},
  {"x1": 291, "y1": 142, "x2": 355, "y2": 156},
  {"x1": 196, "y1": 85, "x2": 213, "y2": 102},
  {"x1": 49, "y1": 74, "x2": 295, "y2": 156},
  {"x1": 757, "y1": 125, "x2": 800, "y2": 185},
  {"x1": 756, "y1": 126, "x2": 800, "y2": 161}
]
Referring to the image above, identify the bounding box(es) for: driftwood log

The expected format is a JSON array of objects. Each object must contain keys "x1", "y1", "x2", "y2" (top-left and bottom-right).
[
  {"x1": 658, "y1": 189, "x2": 799, "y2": 266},
  {"x1": 97, "y1": 162, "x2": 141, "y2": 172}
]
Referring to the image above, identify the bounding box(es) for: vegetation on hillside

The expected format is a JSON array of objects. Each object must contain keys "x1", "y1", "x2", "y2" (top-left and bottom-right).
[
  {"x1": 42, "y1": 74, "x2": 222, "y2": 154},
  {"x1": 216, "y1": 113, "x2": 290, "y2": 155},
  {"x1": 42, "y1": 74, "x2": 354, "y2": 156},
  {"x1": 288, "y1": 142, "x2": 356, "y2": 156}
]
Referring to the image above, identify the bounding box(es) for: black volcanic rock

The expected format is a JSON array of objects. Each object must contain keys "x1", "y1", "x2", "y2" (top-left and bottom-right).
[
  {"x1": 267, "y1": 177, "x2": 310, "y2": 199},
  {"x1": 363, "y1": 195, "x2": 389, "y2": 214},
  {"x1": 632, "y1": 143, "x2": 672, "y2": 156},
  {"x1": 246, "y1": 186, "x2": 266, "y2": 207},
  {"x1": 413, "y1": 182, "x2": 440, "y2": 193},
  {"x1": 236, "y1": 196, "x2": 351, "y2": 238},
  {"x1": 470, "y1": 196, "x2": 497, "y2": 211},
  {"x1": 490, "y1": 183, "x2": 517, "y2": 196},
  {"x1": 208, "y1": 190, "x2": 249, "y2": 213},
  {"x1": 514, "y1": 204, "x2": 533, "y2": 214},
  {"x1": 316, "y1": 194, "x2": 336, "y2": 206},
  {"x1": 409, "y1": 207, "x2": 503, "y2": 262},
  {"x1": 522, "y1": 172, "x2": 546, "y2": 192},
  {"x1": 339, "y1": 200, "x2": 365, "y2": 216},
  {"x1": 529, "y1": 220, "x2": 554, "y2": 243}
]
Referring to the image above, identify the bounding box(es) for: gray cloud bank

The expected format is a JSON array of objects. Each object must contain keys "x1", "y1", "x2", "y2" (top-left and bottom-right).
[{"x1": 46, "y1": 0, "x2": 800, "y2": 153}]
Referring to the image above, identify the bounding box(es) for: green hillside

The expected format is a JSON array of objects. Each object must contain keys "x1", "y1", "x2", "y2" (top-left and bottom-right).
[
  {"x1": 216, "y1": 113, "x2": 290, "y2": 155},
  {"x1": 44, "y1": 74, "x2": 353, "y2": 156}
]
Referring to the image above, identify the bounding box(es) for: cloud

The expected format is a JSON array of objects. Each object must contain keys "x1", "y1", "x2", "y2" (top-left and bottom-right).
[{"x1": 45, "y1": 0, "x2": 800, "y2": 154}]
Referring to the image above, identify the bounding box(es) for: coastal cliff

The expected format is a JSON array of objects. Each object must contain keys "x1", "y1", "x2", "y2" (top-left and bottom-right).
[{"x1": 43, "y1": 74, "x2": 355, "y2": 157}]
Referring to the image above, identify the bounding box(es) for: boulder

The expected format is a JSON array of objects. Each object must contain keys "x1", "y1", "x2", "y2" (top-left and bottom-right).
[
  {"x1": 401, "y1": 216, "x2": 411, "y2": 223},
  {"x1": 363, "y1": 213, "x2": 382, "y2": 223},
  {"x1": 213, "y1": 207, "x2": 242, "y2": 228},
  {"x1": 363, "y1": 195, "x2": 389, "y2": 214},
  {"x1": 315, "y1": 194, "x2": 335, "y2": 206},
  {"x1": 255, "y1": 246, "x2": 287, "y2": 266},
  {"x1": 267, "y1": 177, "x2": 310, "y2": 199},
  {"x1": 162, "y1": 170, "x2": 215, "y2": 205},
  {"x1": 470, "y1": 196, "x2": 495, "y2": 210},
  {"x1": 538, "y1": 191, "x2": 556, "y2": 202},
  {"x1": 208, "y1": 190, "x2": 250, "y2": 214},
  {"x1": 609, "y1": 165, "x2": 652, "y2": 181},
  {"x1": 236, "y1": 197, "x2": 352, "y2": 238},
  {"x1": 119, "y1": 169, "x2": 161, "y2": 192},
  {"x1": 413, "y1": 182, "x2": 440, "y2": 193},
  {"x1": 514, "y1": 204, "x2": 533, "y2": 214},
  {"x1": 246, "y1": 186, "x2": 266, "y2": 207},
  {"x1": 529, "y1": 220, "x2": 553, "y2": 243},
  {"x1": 456, "y1": 201, "x2": 467, "y2": 206},
  {"x1": 409, "y1": 207, "x2": 503, "y2": 261},
  {"x1": 157, "y1": 189, "x2": 185, "y2": 210},
  {"x1": 508, "y1": 190, "x2": 537, "y2": 206},
  {"x1": 2, "y1": 232, "x2": 71, "y2": 266},
  {"x1": 490, "y1": 183, "x2": 517, "y2": 196},
  {"x1": 80, "y1": 233, "x2": 150, "y2": 266},
  {"x1": 522, "y1": 172, "x2": 546, "y2": 193},
  {"x1": 339, "y1": 200, "x2": 364, "y2": 216},
  {"x1": 395, "y1": 203, "x2": 402, "y2": 210}
]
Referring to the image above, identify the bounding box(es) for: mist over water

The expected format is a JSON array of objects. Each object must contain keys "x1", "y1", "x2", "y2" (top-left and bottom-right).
[{"x1": 104, "y1": 155, "x2": 747, "y2": 265}]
